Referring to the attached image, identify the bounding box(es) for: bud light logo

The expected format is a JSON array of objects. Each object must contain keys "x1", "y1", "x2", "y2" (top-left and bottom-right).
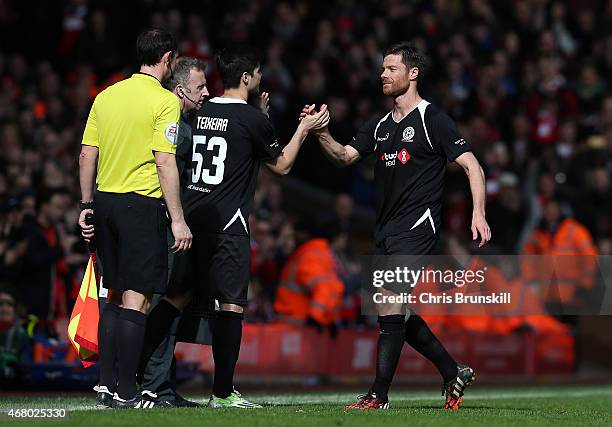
[{"x1": 380, "y1": 149, "x2": 410, "y2": 167}]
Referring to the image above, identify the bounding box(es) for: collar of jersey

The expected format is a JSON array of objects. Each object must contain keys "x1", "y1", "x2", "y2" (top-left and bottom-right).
[
  {"x1": 209, "y1": 96, "x2": 247, "y2": 104},
  {"x1": 391, "y1": 98, "x2": 427, "y2": 123},
  {"x1": 133, "y1": 72, "x2": 162, "y2": 85}
]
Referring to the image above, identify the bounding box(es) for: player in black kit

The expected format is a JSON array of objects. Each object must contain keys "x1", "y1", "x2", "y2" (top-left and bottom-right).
[
  {"x1": 140, "y1": 47, "x2": 329, "y2": 408},
  {"x1": 302, "y1": 42, "x2": 491, "y2": 410}
]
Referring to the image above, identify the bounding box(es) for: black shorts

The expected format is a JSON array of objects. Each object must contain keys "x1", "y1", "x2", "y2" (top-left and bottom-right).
[
  {"x1": 374, "y1": 228, "x2": 440, "y2": 294},
  {"x1": 94, "y1": 191, "x2": 168, "y2": 294},
  {"x1": 375, "y1": 230, "x2": 439, "y2": 256},
  {"x1": 167, "y1": 232, "x2": 250, "y2": 306}
]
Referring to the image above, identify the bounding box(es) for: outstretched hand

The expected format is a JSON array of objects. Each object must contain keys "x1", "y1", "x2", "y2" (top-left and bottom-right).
[
  {"x1": 299, "y1": 103, "x2": 316, "y2": 121},
  {"x1": 259, "y1": 92, "x2": 270, "y2": 116},
  {"x1": 299, "y1": 104, "x2": 329, "y2": 134},
  {"x1": 299, "y1": 104, "x2": 329, "y2": 132}
]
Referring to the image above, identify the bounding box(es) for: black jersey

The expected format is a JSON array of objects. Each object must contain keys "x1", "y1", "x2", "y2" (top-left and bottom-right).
[
  {"x1": 182, "y1": 97, "x2": 283, "y2": 235},
  {"x1": 176, "y1": 113, "x2": 193, "y2": 188},
  {"x1": 348, "y1": 100, "x2": 472, "y2": 245}
]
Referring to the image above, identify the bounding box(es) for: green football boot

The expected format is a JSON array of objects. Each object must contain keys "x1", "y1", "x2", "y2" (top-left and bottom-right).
[{"x1": 208, "y1": 389, "x2": 262, "y2": 409}]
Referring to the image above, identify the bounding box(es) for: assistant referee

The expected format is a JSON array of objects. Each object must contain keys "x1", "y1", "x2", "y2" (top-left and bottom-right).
[{"x1": 78, "y1": 29, "x2": 192, "y2": 409}]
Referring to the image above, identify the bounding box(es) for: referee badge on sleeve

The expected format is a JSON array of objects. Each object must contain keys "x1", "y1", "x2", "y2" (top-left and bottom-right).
[{"x1": 165, "y1": 122, "x2": 178, "y2": 145}]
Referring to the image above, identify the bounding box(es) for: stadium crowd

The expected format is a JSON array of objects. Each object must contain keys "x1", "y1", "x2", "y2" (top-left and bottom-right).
[{"x1": 0, "y1": 0, "x2": 611, "y2": 341}]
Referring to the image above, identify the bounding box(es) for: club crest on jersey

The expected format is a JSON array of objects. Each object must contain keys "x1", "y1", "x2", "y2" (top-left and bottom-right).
[{"x1": 401, "y1": 126, "x2": 415, "y2": 142}]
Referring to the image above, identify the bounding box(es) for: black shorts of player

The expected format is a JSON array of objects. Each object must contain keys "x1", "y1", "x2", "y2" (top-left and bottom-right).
[
  {"x1": 94, "y1": 191, "x2": 168, "y2": 294},
  {"x1": 167, "y1": 232, "x2": 250, "y2": 306},
  {"x1": 374, "y1": 225, "x2": 440, "y2": 295}
]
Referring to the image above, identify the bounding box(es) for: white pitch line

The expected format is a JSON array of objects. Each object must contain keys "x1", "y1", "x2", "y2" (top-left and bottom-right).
[
  {"x1": 2, "y1": 387, "x2": 612, "y2": 412},
  {"x1": 257, "y1": 388, "x2": 612, "y2": 405}
]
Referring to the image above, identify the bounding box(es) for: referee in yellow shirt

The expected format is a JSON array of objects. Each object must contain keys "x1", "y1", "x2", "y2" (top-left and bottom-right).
[{"x1": 78, "y1": 29, "x2": 192, "y2": 409}]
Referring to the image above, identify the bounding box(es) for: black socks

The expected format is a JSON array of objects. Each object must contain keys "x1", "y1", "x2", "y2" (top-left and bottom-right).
[
  {"x1": 404, "y1": 314, "x2": 457, "y2": 383},
  {"x1": 98, "y1": 303, "x2": 120, "y2": 392},
  {"x1": 116, "y1": 308, "x2": 147, "y2": 399},
  {"x1": 371, "y1": 315, "x2": 405, "y2": 400},
  {"x1": 212, "y1": 310, "x2": 244, "y2": 399},
  {"x1": 370, "y1": 314, "x2": 459, "y2": 400}
]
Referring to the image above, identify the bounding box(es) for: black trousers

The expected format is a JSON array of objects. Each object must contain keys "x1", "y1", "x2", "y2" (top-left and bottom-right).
[
  {"x1": 142, "y1": 242, "x2": 215, "y2": 399},
  {"x1": 142, "y1": 294, "x2": 179, "y2": 400}
]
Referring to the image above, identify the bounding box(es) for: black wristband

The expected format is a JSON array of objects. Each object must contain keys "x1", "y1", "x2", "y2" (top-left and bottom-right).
[{"x1": 79, "y1": 201, "x2": 94, "y2": 210}]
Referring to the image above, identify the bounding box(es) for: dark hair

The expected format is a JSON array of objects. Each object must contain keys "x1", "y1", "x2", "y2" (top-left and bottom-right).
[
  {"x1": 35, "y1": 187, "x2": 68, "y2": 211},
  {"x1": 383, "y1": 42, "x2": 429, "y2": 82},
  {"x1": 136, "y1": 29, "x2": 178, "y2": 66},
  {"x1": 165, "y1": 56, "x2": 206, "y2": 91},
  {"x1": 293, "y1": 217, "x2": 341, "y2": 241},
  {"x1": 215, "y1": 47, "x2": 261, "y2": 89}
]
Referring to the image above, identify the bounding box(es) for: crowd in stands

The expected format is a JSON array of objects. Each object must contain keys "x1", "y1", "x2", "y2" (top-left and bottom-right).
[{"x1": 0, "y1": 0, "x2": 610, "y2": 343}]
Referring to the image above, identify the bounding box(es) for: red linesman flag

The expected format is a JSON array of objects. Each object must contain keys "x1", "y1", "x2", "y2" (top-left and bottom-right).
[{"x1": 67, "y1": 253, "x2": 99, "y2": 367}]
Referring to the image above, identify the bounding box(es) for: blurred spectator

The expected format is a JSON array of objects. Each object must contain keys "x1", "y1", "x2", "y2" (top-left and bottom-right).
[
  {"x1": 575, "y1": 167, "x2": 612, "y2": 238},
  {"x1": 522, "y1": 199, "x2": 598, "y2": 309},
  {"x1": 0, "y1": 285, "x2": 28, "y2": 388},
  {"x1": 0, "y1": 199, "x2": 28, "y2": 283},
  {"x1": 487, "y1": 172, "x2": 526, "y2": 254},
  {"x1": 508, "y1": 113, "x2": 533, "y2": 174},
  {"x1": 18, "y1": 190, "x2": 69, "y2": 328},
  {"x1": 244, "y1": 279, "x2": 276, "y2": 323},
  {"x1": 320, "y1": 193, "x2": 356, "y2": 237},
  {"x1": 274, "y1": 218, "x2": 344, "y2": 331},
  {"x1": 250, "y1": 213, "x2": 281, "y2": 298},
  {"x1": 76, "y1": 10, "x2": 119, "y2": 79},
  {"x1": 576, "y1": 62, "x2": 606, "y2": 132}
]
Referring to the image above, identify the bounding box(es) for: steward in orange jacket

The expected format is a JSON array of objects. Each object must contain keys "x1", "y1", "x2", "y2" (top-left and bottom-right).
[
  {"x1": 522, "y1": 200, "x2": 598, "y2": 306},
  {"x1": 274, "y1": 236, "x2": 344, "y2": 327}
]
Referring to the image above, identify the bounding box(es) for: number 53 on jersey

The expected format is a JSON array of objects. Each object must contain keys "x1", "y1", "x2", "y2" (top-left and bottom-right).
[{"x1": 191, "y1": 135, "x2": 227, "y2": 185}]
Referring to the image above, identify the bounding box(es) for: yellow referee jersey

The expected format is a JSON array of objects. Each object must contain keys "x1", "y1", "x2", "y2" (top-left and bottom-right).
[{"x1": 81, "y1": 73, "x2": 180, "y2": 199}]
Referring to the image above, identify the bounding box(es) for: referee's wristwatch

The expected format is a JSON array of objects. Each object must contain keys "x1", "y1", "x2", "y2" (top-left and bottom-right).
[{"x1": 79, "y1": 200, "x2": 94, "y2": 210}]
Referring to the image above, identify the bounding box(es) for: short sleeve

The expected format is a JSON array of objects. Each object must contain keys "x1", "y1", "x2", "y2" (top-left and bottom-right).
[
  {"x1": 175, "y1": 120, "x2": 193, "y2": 184},
  {"x1": 152, "y1": 93, "x2": 181, "y2": 154},
  {"x1": 347, "y1": 117, "x2": 379, "y2": 159},
  {"x1": 250, "y1": 113, "x2": 284, "y2": 161},
  {"x1": 81, "y1": 97, "x2": 99, "y2": 147},
  {"x1": 427, "y1": 109, "x2": 472, "y2": 162}
]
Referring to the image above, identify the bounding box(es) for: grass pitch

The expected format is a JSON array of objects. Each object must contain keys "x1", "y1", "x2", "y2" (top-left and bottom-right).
[{"x1": 1, "y1": 385, "x2": 612, "y2": 426}]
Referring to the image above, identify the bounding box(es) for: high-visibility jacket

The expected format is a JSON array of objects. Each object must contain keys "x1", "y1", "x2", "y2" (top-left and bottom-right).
[
  {"x1": 274, "y1": 239, "x2": 344, "y2": 325},
  {"x1": 420, "y1": 259, "x2": 563, "y2": 335},
  {"x1": 522, "y1": 218, "x2": 598, "y2": 303}
]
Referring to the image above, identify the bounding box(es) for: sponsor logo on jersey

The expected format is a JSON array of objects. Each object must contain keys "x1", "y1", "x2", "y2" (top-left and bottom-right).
[
  {"x1": 454, "y1": 138, "x2": 467, "y2": 145},
  {"x1": 187, "y1": 184, "x2": 211, "y2": 193},
  {"x1": 401, "y1": 126, "x2": 415, "y2": 142},
  {"x1": 380, "y1": 149, "x2": 410, "y2": 167},
  {"x1": 377, "y1": 132, "x2": 390, "y2": 142},
  {"x1": 165, "y1": 122, "x2": 178, "y2": 145}
]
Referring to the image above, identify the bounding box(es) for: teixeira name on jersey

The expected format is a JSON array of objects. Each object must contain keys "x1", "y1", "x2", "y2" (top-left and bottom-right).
[{"x1": 196, "y1": 116, "x2": 229, "y2": 132}]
